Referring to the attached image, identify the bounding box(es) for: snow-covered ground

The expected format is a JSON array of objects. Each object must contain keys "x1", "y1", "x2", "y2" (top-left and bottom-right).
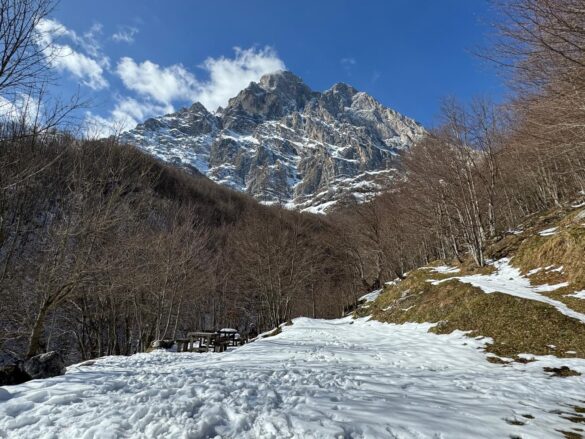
[
  {"x1": 430, "y1": 266, "x2": 461, "y2": 275},
  {"x1": 1, "y1": 317, "x2": 584, "y2": 438},
  {"x1": 432, "y1": 258, "x2": 585, "y2": 324},
  {"x1": 358, "y1": 289, "x2": 382, "y2": 303}
]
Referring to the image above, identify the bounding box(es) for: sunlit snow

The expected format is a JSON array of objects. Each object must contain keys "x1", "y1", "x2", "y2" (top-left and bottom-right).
[
  {"x1": 1, "y1": 317, "x2": 584, "y2": 438},
  {"x1": 432, "y1": 258, "x2": 583, "y2": 323}
]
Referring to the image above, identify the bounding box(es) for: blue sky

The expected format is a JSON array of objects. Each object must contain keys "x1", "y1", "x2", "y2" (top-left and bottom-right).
[{"x1": 45, "y1": 0, "x2": 504, "y2": 134}]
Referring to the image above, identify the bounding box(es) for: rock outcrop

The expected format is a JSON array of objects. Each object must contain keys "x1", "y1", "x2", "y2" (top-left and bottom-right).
[
  {"x1": 23, "y1": 351, "x2": 66, "y2": 380},
  {"x1": 0, "y1": 364, "x2": 31, "y2": 386}
]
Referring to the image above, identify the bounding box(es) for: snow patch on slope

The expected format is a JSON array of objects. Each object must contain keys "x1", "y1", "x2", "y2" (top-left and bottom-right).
[
  {"x1": 359, "y1": 289, "x2": 382, "y2": 303},
  {"x1": 569, "y1": 290, "x2": 585, "y2": 300},
  {"x1": 432, "y1": 258, "x2": 584, "y2": 323}
]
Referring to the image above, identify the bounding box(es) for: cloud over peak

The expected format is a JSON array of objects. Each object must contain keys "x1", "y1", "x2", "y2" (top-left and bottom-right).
[
  {"x1": 197, "y1": 46, "x2": 286, "y2": 111},
  {"x1": 115, "y1": 46, "x2": 285, "y2": 112},
  {"x1": 29, "y1": 17, "x2": 287, "y2": 137},
  {"x1": 86, "y1": 46, "x2": 285, "y2": 136}
]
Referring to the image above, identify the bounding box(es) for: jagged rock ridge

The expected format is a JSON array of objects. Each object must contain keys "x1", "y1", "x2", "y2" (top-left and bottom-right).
[{"x1": 121, "y1": 70, "x2": 425, "y2": 213}]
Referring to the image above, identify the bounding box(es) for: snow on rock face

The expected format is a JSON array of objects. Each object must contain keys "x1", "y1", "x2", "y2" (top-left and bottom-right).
[
  {"x1": 120, "y1": 70, "x2": 425, "y2": 213},
  {"x1": 23, "y1": 352, "x2": 66, "y2": 381},
  {"x1": 1, "y1": 317, "x2": 584, "y2": 438}
]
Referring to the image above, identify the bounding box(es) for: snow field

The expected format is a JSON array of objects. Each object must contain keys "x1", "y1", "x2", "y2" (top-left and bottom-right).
[{"x1": 1, "y1": 317, "x2": 585, "y2": 438}]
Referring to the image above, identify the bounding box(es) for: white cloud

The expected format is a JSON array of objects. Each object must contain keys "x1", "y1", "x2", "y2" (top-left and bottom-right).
[
  {"x1": 36, "y1": 18, "x2": 76, "y2": 44},
  {"x1": 0, "y1": 94, "x2": 41, "y2": 126},
  {"x1": 341, "y1": 57, "x2": 356, "y2": 66},
  {"x1": 29, "y1": 17, "x2": 285, "y2": 136},
  {"x1": 84, "y1": 97, "x2": 173, "y2": 138},
  {"x1": 36, "y1": 18, "x2": 109, "y2": 90},
  {"x1": 341, "y1": 57, "x2": 356, "y2": 76},
  {"x1": 112, "y1": 26, "x2": 139, "y2": 44},
  {"x1": 89, "y1": 46, "x2": 285, "y2": 137},
  {"x1": 115, "y1": 47, "x2": 285, "y2": 111},
  {"x1": 116, "y1": 58, "x2": 197, "y2": 105},
  {"x1": 81, "y1": 23, "x2": 104, "y2": 58},
  {"x1": 197, "y1": 47, "x2": 286, "y2": 111},
  {"x1": 54, "y1": 47, "x2": 108, "y2": 89},
  {"x1": 111, "y1": 96, "x2": 172, "y2": 125}
]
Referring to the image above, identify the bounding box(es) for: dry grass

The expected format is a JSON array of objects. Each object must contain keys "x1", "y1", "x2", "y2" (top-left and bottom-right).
[
  {"x1": 558, "y1": 430, "x2": 584, "y2": 439},
  {"x1": 363, "y1": 267, "x2": 585, "y2": 359},
  {"x1": 505, "y1": 207, "x2": 585, "y2": 317},
  {"x1": 360, "y1": 203, "x2": 585, "y2": 361},
  {"x1": 493, "y1": 204, "x2": 585, "y2": 289},
  {"x1": 486, "y1": 206, "x2": 568, "y2": 260},
  {"x1": 513, "y1": 226, "x2": 585, "y2": 288},
  {"x1": 543, "y1": 366, "x2": 582, "y2": 378},
  {"x1": 527, "y1": 267, "x2": 568, "y2": 286},
  {"x1": 542, "y1": 288, "x2": 585, "y2": 315}
]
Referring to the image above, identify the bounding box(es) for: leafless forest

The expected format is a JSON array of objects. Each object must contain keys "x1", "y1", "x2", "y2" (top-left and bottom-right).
[{"x1": 1, "y1": 0, "x2": 585, "y2": 363}]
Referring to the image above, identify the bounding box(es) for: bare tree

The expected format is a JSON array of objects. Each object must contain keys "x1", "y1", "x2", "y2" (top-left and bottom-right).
[{"x1": 0, "y1": 0, "x2": 55, "y2": 98}]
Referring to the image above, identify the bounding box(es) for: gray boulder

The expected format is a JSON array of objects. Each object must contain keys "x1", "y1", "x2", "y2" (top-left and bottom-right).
[
  {"x1": 23, "y1": 351, "x2": 66, "y2": 380},
  {"x1": 0, "y1": 364, "x2": 31, "y2": 386}
]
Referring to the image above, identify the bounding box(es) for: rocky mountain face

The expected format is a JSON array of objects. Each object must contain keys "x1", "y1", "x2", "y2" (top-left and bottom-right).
[{"x1": 121, "y1": 70, "x2": 425, "y2": 213}]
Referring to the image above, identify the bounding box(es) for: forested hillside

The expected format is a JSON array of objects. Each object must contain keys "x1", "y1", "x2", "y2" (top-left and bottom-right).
[{"x1": 0, "y1": 135, "x2": 370, "y2": 363}]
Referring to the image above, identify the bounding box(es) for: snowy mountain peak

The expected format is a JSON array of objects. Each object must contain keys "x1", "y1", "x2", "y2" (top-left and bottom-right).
[
  {"x1": 222, "y1": 70, "x2": 314, "y2": 129},
  {"x1": 327, "y1": 82, "x2": 359, "y2": 97},
  {"x1": 121, "y1": 70, "x2": 425, "y2": 213},
  {"x1": 257, "y1": 70, "x2": 307, "y2": 91}
]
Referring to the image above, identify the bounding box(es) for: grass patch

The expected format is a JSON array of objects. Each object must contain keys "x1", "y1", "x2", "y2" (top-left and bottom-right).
[
  {"x1": 558, "y1": 430, "x2": 584, "y2": 439},
  {"x1": 486, "y1": 206, "x2": 568, "y2": 260},
  {"x1": 512, "y1": 212, "x2": 585, "y2": 289},
  {"x1": 505, "y1": 418, "x2": 526, "y2": 426},
  {"x1": 527, "y1": 267, "x2": 567, "y2": 286},
  {"x1": 486, "y1": 204, "x2": 585, "y2": 284},
  {"x1": 514, "y1": 357, "x2": 537, "y2": 364},
  {"x1": 364, "y1": 267, "x2": 585, "y2": 359},
  {"x1": 360, "y1": 203, "x2": 585, "y2": 361},
  {"x1": 543, "y1": 366, "x2": 582, "y2": 378},
  {"x1": 562, "y1": 416, "x2": 585, "y2": 424},
  {"x1": 510, "y1": 213, "x2": 585, "y2": 316},
  {"x1": 486, "y1": 356, "x2": 511, "y2": 365},
  {"x1": 542, "y1": 287, "x2": 585, "y2": 315}
]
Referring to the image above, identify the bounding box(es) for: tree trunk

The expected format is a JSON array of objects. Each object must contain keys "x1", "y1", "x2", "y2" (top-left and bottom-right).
[{"x1": 26, "y1": 302, "x2": 50, "y2": 358}]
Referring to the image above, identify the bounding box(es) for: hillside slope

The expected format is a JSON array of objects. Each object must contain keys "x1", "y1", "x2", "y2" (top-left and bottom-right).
[
  {"x1": 0, "y1": 137, "x2": 357, "y2": 363},
  {"x1": 1, "y1": 317, "x2": 584, "y2": 438},
  {"x1": 362, "y1": 201, "x2": 585, "y2": 361},
  {"x1": 120, "y1": 70, "x2": 425, "y2": 213}
]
